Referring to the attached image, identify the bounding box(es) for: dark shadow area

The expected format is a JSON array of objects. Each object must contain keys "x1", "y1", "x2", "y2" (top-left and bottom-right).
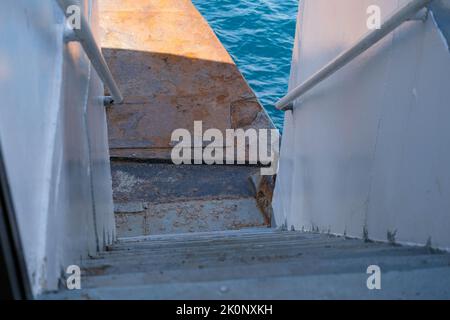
[{"x1": 102, "y1": 48, "x2": 274, "y2": 161}]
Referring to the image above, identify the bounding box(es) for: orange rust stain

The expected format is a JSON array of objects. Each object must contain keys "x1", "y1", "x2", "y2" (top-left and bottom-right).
[{"x1": 100, "y1": 0, "x2": 273, "y2": 160}]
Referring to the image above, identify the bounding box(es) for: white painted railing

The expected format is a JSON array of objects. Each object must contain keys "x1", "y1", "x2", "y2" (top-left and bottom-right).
[
  {"x1": 276, "y1": 0, "x2": 433, "y2": 111},
  {"x1": 56, "y1": 0, "x2": 124, "y2": 104}
]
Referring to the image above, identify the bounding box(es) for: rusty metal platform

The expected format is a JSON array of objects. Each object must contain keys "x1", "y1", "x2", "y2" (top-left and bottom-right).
[
  {"x1": 99, "y1": 0, "x2": 275, "y2": 236},
  {"x1": 99, "y1": 0, "x2": 274, "y2": 160}
]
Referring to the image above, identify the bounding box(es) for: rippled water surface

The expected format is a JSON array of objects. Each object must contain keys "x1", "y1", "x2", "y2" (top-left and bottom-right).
[{"x1": 192, "y1": 0, "x2": 299, "y2": 131}]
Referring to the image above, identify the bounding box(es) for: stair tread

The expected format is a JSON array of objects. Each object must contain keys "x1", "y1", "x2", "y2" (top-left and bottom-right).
[
  {"x1": 81, "y1": 253, "x2": 450, "y2": 287},
  {"x1": 43, "y1": 266, "x2": 450, "y2": 300},
  {"x1": 41, "y1": 230, "x2": 450, "y2": 299}
]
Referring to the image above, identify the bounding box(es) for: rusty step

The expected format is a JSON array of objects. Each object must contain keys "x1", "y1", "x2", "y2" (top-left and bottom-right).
[{"x1": 111, "y1": 161, "x2": 272, "y2": 237}]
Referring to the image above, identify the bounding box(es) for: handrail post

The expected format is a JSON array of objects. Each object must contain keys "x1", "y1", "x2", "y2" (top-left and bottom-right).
[{"x1": 56, "y1": 0, "x2": 124, "y2": 105}]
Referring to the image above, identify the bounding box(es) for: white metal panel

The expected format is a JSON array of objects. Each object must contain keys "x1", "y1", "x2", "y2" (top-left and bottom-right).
[
  {"x1": 0, "y1": 0, "x2": 115, "y2": 294},
  {"x1": 273, "y1": 0, "x2": 450, "y2": 249}
]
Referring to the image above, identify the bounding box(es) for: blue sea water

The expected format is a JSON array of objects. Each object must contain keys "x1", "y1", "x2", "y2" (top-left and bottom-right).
[{"x1": 192, "y1": 0, "x2": 299, "y2": 131}]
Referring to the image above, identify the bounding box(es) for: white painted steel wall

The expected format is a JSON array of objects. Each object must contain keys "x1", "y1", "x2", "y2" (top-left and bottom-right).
[
  {"x1": 0, "y1": 0, "x2": 115, "y2": 295},
  {"x1": 273, "y1": 0, "x2": 450, "y2": 250}
]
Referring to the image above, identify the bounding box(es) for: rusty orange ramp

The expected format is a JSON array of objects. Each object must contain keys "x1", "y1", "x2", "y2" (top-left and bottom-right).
[
  {"x1": 99, "y1": 0, "x2": 274, "y2": 160},
  {"x1": 99, "y1": 0, "x2": 275, "y2": 236}
]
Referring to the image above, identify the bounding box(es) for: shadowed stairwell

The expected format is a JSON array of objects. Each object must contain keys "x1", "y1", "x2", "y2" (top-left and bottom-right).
[{"x1": 42, "y1": 0, "x2": 450, "y2": 299}]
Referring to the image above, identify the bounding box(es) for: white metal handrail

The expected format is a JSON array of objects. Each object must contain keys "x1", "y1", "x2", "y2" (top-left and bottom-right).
[
  {"x1": 276, "y1": 0, "x2": 433, "y2": 111},
  {"x1": 56, "y1": 0, "x2": 124, "y2": 104}
]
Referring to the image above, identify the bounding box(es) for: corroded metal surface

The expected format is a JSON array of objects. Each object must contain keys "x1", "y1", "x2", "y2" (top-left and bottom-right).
[
  {"x1": 116, "y1": 198, "x2": 268, "y2": 237},
  {"x1": 99, "y1": 0, "x2": 274, "y2": 160},
  {"x1": 99, "y1": 0, "x2": 275, "y2": 236},
  {"x1": 111, "y1": 161, "x2": 269, "y2": 236},
  {"x1": 111, "y1": 162, "x2": 259, "y2": 203},
  {"x1": 250, "y1": 175, "x2": 276, "y2": 225}
]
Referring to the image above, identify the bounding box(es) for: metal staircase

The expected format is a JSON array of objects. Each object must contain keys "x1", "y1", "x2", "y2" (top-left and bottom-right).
[
  {"x1": 44, "y1": 228, "x2": 450, "y2": 299},
  {"x1": 38, "y1": 0, "x2": 450, "y2": 300}
]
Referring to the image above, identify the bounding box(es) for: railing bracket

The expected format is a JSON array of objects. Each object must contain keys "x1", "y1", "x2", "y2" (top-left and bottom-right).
[
  {"x1": 103, "y1": 96, "x2": 115, "y2": 106},
  {"x1": 282, "y1": 103, "x2": 294, "y2": 112},
  {"x1": 63, "y1": 26, "x2": 78, "y2": 43}
]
